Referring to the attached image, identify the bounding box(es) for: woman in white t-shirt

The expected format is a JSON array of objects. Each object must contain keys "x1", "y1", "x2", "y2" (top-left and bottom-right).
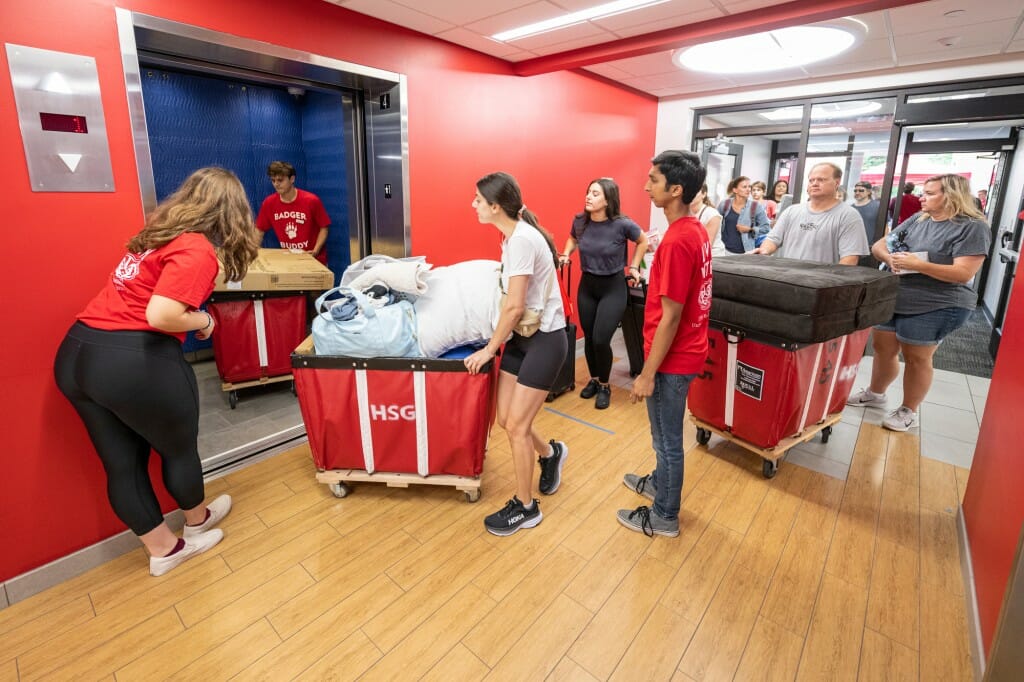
[
  {"x1": 691, "y1": 183, "x2": 728, "y2": 257},
  {"x1": 465, "y1": 172, "x2": 568, "y2": 537}
]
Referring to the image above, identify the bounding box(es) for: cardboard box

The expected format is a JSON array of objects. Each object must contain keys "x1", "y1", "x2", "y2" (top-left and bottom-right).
[{"x1": 215, "y1": 248, "x2": 334, "y2": 292}]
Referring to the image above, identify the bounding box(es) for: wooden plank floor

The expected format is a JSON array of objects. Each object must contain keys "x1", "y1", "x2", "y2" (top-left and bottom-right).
[{"x1": 0, "y1": 360, "x2": 975, "y2": 681}]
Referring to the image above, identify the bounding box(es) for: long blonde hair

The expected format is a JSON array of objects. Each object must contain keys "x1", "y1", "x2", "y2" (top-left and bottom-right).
[{"x1": 918, "y1": 173, "x2": 987, "y2": 223}]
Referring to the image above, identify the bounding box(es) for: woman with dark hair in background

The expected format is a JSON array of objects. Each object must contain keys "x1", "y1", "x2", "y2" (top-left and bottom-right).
[
  {"x1": 771, "y1": 179, "x2": 789, "y2": 203},
  {"x1": 559, "y1": 178, "x2": 648, "y2": 409},
  {"x1": 716, "y1": 176, "x2": 771, "y2": 254},
  {"x1": 54, "y1": 167, "x2": 260, "y2": 576},
  {"x1": 466, "y1": 172, "x2": 568, "y2": 536},
  {"x1": 848, "y1": 174, "x2": 990, "y2": 431}
]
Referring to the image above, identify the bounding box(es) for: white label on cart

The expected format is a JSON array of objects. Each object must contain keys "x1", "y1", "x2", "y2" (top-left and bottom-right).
[
  {"x1": 369, "y1": 404, "x2": 416, "y2": 421},
  {"x1": 414, "y1": 371, "x2": 429, "y2": 477},
  {"x1": 735, "y1": 362, "x2": 764, "y2": 401}
]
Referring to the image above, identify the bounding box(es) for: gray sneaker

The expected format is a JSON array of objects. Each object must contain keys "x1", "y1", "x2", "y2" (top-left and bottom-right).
[
  {"x1": 882, "y1": 406, "x2": 919, "y2": 432},
  {"x1": 847, "y1": 387, "x2": 888, "y2": 408},
  {"x1": 622, "y1": 472, "x2": 655, "y2": 502},
  {"x1": 616, "y1": 505, "x2": 679, "y2": 537}
]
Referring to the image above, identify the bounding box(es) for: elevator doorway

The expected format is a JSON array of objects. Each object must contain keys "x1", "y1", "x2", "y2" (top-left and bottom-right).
[{"x1": 117, "y1": 9, "x2": 411, "y2": 475}]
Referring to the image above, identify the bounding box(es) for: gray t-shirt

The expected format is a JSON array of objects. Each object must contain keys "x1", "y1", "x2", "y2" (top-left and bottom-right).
[
  {"x1": 571, "y1": 214, "x2": 643, "y2": 276},
  {"x1": 766, "y1": 201, "x2": 870, "y2": 263},
  {"x1": 852, "y1": 200, "x2": 880, "y2": 243},
  {"x1": 887, "y1": 215, "x2": 991, "y2": 314}
]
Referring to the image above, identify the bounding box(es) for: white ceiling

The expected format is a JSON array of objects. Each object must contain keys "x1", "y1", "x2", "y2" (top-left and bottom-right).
[{"x1": 325, "y1": 0, "x2": 1024, "y2": 98}]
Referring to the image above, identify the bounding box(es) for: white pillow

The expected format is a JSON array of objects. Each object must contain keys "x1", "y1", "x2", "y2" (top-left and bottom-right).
[{"x1": 414, "y1": 260, "x2": 501, "y2": 357}]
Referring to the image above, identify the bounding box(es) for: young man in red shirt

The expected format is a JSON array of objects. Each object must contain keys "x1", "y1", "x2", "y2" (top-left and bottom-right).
[
  {"x1": 619, "y1": 150, "x2": 712, "y2": 537},
  {"x1": 255, "y1": 161, "x2": 331, "y2": 265}
]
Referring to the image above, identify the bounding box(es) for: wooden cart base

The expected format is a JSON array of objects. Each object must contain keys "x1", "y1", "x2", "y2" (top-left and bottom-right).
[
  {"x1": 316, "y1": 469, "x2": 482, "y2": 503},
  {"x1": 690, "y1": 412, "x2": 843, "y2": 479},
  {"x1": 220, "y1": 373, "x2": 295, "y2": 409}
]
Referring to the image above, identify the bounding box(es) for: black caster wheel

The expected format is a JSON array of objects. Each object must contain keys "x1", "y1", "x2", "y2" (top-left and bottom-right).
[
  {"x1": 545, "y1": 393, "x2": 556, "y2": 403},
  {"x1": 464, "y1": 489, "x2": 481, "y2": 503},
  {"x1": 762, "y1": 459, "x2": 779, "y2": 479},
  {"x1": 329, "y1": 482, "x2": 351, "y2": 498},
  {"x1": 696, "y1": 427, "x2": 711, "y2": 446},
  {"x1": 821, "y1": 426, "x2": 832, "y2": 444},
  {"x1": 228, "y1": 390, "x2": 239, "y2": 409}
]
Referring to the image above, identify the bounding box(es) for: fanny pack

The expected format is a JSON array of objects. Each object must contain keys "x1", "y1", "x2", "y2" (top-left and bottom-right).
[{"x1": 499, "y1": 266, "x2": 555, "y2": 337}]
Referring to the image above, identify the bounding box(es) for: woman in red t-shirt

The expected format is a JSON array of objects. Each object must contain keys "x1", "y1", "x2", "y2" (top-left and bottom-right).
[{"x1": 54, "y1": 167, "x2": 259, "y2": 576}]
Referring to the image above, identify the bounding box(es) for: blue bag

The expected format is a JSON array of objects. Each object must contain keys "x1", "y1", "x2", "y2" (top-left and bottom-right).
[{"x1": 312, "y1": 286, "x2": 419, "y2": 358}]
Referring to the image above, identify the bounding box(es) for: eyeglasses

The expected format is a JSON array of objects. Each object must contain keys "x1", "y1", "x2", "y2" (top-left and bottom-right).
[{"x1": 853, "y1": 188, "x2": 867, "y2": 192}]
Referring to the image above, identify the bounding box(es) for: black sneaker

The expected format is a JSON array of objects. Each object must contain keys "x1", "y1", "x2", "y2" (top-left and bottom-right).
[
  {"x1": 580, "y1": 378, "x2": 600, "y2": 399},
  {"x1": 484, "y1": 497, "x2": 543, "y2": 536},
  {"x1": 538, "y1": 440, "x2": 568, "y2": 495},
  {"x1": 595, "y1": 384, "x2": 611, "y2": 409}
]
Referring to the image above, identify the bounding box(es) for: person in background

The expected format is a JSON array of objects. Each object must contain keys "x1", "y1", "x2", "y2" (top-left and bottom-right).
[
  {"x1": 692, "y1": 183, "x2": 727, "y2": 257},
  {"x1": 619, "y1": 150, "x2": 711, "y2": 537},
  {"x1": 975, "y1": 189, "x2": 988, "y2": 213},
  {"x1": 835, "y1": 186, "x2": 848, "y2": 203},
  {"x1": 559, "y1": 178, "x2": 648, "y2": 410},
  {"x1": 771, "y1": 179, "x2": 789, "y2": 204},
  {"x1": 716, "y1": 176, "x2": 771, "y2": 254},
  {"x1": 54, "y1": 168, "x2": 260, "y2": 576},
  {"x1": 256, "y1": 161, "x2": 331, "y2": 266},
  {"x1": 466, "y1": 172, "x2": 568, "y2": 536},
  {"x1": 888, "y1": 181, "x2": 922, "y2": 226},
  {"x1": 852, "y1": 180, "x2": 881, "y2": 245},
  {"x1": 848, "y1": 174, "x2": 990, "y2": 431},
  {"x1": 752, "y1": 162, "x2": 869, "y2": 264},
  {"x1": 751, "y1": 180, "x2": 777, "y2": 221}
]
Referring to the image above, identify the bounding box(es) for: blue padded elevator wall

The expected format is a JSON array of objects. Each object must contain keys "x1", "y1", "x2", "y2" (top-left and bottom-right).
[{"x1": 140, "y1": 68, "x2": 350, "y2": 349}]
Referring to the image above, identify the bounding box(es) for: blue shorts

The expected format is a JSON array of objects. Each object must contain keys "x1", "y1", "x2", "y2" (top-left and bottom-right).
[{"x1": 874, "y1": 307, "x2": 972, "y2": 346}]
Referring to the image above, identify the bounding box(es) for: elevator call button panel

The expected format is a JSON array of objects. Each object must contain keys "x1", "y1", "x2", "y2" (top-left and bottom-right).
[{"x1": 6, "y1": 43, "x2": 114, "y2": 192}]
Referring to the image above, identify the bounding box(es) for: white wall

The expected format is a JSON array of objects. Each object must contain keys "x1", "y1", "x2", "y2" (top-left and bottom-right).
[
  {"x1": 650, "y1": 56, "x2": 1024, "y2": 233},
  {"x1": 983, "y1": 142, "x2": 1024, "y2": 316}
]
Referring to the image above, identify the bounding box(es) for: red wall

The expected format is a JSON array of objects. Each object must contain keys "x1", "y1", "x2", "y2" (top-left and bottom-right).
[
  {"x1": 0, "y1": 0, "x2": 657, "y2": 581},
  {"x1": 963, "y1": 269, "x2": 1024, "y2": 653}
]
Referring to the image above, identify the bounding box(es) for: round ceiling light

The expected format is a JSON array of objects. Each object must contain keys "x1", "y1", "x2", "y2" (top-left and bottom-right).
[{"x1": 675, "y1": 26, "x2": 857, "y2": 74}]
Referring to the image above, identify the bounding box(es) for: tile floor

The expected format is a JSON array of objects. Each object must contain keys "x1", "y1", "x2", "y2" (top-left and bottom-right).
[{"x1": 606, "y1": 331, "x2": 988, "y2": 481}]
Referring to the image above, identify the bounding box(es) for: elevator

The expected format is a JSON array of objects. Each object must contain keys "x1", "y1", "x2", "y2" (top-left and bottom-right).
[{"x1": 116, "y1": 9, "x2": 411, "y2": 474}]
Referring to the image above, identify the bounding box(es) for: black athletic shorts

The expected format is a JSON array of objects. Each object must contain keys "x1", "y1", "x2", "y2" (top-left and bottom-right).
[{"x1": 499, "y1": 327, "x2": 568, "y2": 391}]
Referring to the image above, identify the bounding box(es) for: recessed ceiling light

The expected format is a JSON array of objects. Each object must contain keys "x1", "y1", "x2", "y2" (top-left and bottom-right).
[
  {"x1": 492, "y1": 0, "x2": 669, "y2": 42},
  {"x1": 675, "y1": 26, "x2": 856, "y2": 74}
]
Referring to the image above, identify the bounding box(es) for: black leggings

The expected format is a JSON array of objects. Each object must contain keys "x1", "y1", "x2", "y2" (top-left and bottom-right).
[
  {"x1": 54, "y1": 322, "x2": 205, "y2": 535},
  {"x1": 577, "y1": 272, "x2": 627, "y2": 383}
]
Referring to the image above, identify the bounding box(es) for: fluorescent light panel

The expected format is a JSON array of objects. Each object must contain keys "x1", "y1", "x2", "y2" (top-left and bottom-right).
[{"x1": 492, "y1": 0, "x2": 669, "y2": 42}]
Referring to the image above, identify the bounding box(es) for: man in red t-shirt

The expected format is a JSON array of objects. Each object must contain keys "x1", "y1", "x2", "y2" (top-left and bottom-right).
[
  {"x1": 888, "y1": 182, "x2": 922, "y2": 227},
  {"x1": 618, "y1": 150, "x2": 712, "y2": 538},
  {"x1": 255, "y1": 161, "x2": 330, "y2": 265}
]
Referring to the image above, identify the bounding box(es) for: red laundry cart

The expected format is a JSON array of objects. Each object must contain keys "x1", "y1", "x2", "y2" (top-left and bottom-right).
[
  {"x1": 688, "y1": 324, "x2": 870, "y2": 478},
  {"x1": 291, "y1": 337, "x2": 497, "y2": 501},
  {"x1": 207, "y1": 291, "x2": 309, "y2": 408}
]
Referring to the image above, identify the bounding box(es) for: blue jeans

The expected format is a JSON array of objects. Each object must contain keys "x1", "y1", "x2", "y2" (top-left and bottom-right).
[{"x1": 646, "y1": 372, "x2": 696, "y2": 521}]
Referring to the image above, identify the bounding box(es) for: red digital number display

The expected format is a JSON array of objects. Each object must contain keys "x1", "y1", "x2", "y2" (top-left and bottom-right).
[{"x1": 39, "y1": 112, "x2": 88, "y2": 134}]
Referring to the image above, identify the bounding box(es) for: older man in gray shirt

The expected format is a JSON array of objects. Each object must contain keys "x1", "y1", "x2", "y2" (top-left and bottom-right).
[{"x1": 753, "y1": 162, "x2": 869, "y2": 264}]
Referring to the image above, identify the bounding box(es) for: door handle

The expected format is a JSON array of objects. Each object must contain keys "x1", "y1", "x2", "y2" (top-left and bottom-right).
[{"x1": 1001, "y1": 230, "x2": 1014, "y2": 248}]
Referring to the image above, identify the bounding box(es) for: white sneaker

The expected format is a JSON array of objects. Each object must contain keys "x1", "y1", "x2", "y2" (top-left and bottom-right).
[
  {"x1": 149, "y1": 529, "x2": 223, "y2": 577},
  {"x1": 183, "y1": 494, "x2": 232, "y2": 539},
  {"x1": 847, "y1": 387, "x2": 888, "y2": 408},
  {"x1": 883, "y1": 406, "x2": 919, "y2": 432}
]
